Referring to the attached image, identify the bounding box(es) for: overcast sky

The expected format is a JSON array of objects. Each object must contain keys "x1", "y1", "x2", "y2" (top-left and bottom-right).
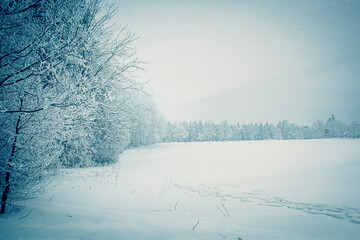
[{"x1": 110, "y1": 0, "x2": 360, "y2": 124}]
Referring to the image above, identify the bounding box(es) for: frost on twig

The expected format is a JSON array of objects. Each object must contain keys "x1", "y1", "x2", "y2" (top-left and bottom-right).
[
  {"x1": 192, "y1": 220, "x2": 200, "y2": 230},
  {"x1": 174, "y1": 200, "x2": 179, "y2": 211},
  {"x1": 48, "y1": 194, "x2": 55, "y2": 202},
  {"x1": 217, "y1": 202, "x2": 230, "y2": 217},
  {"x1": 158, "y1": 183, "x2": 169, "y2": 196},
  {"x1": 221, "y1": 202, "x2": 230, "y2": 216},
  {"x1": 18, "y1": 208, "x2": 35, "y2": 220}
]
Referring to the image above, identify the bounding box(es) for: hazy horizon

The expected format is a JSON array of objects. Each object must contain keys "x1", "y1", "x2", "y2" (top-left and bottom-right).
[{"x1": 110, "y1": 0, "x2": 360, "y2": 125}]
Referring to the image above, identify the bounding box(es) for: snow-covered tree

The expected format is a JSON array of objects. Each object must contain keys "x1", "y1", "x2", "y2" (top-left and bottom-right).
[
  {"x1": 349, "y1": 121, "x2": 360, "y2": 138},
  {"x1": 0, "y1": 0, "x2": 100, "y2": 214},
  {"x1": 324, "y1": 114, "x2": 347, "y2": 138},
  {"x1": 163, "y1": 115, "x2": 360, "y2": 143},
  {"x1": 0, "y1": 0, "x2": 156, "y2": 213},
  {"x1": 129, "y1": 94, "x2": 166, "y2": 147},
  {"x1": 311, "y1": 120, "x2": 325, "y2": 139}
]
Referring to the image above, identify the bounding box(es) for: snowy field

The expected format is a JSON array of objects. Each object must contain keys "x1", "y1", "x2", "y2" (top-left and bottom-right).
[{"x1": 1, "y1": 139, "x2": 360, "y2": 240}]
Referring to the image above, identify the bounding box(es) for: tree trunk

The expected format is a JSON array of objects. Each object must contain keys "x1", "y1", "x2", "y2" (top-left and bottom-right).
[
  {"x1": 0, "y1": 172, "x2": 11, "y2": 214},
  {"x1": 1, "y1": 101, "x2": 22, "y2": 214}
]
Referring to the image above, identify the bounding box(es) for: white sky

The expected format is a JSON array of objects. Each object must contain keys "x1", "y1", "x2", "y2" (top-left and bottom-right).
[{"x1": 110, "y1": 0, "x2": 360, "y2": 124}]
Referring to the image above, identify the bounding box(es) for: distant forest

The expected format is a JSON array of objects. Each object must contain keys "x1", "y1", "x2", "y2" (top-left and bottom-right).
[
  {"x1": 162, "y1": 114, "x2": 360, "y2": 143},
  {"x1": 1, "y1": 0, "x2": 358, "y2": 216}
]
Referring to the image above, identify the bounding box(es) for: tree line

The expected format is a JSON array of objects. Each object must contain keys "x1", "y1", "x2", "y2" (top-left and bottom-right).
[
  {"x1": 163, "y1": 114, "x2": 360, "y2": 142},
  {"x1": 0, "y1": 0, "x2": 163, "y2": 214},
  {"x1": 1, "y1": 0, "x2": 359, "y2": 215}
]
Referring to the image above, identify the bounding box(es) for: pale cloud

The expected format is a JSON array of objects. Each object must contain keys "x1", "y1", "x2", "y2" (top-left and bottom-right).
[{"x1": 110, "y1": 0, "x2": 360, "y2": 123}]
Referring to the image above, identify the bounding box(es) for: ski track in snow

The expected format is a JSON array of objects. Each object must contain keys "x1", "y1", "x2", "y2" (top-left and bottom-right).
[
  {"x1": 169, "y1": 181, "x2": 360, "y2": 225},
  {"x1": 130, "y1": 160, "x2": 360, "y2": 225}
]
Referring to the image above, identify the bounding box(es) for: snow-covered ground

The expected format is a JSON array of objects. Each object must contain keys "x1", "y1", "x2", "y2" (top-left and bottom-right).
[{"x1": 1, "y1": 139, "x2": 360, "y2": 239}]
